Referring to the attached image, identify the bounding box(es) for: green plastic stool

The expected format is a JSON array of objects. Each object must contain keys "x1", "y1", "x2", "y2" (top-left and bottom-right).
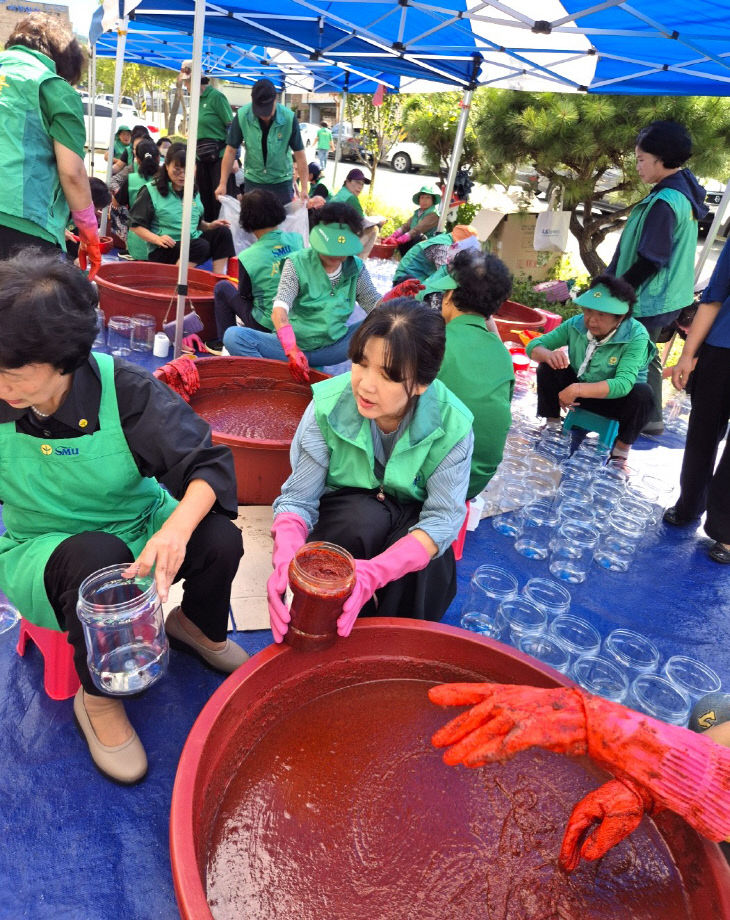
[{"x1": 563, "y1": 408, "x2": 619, "y2": 449}]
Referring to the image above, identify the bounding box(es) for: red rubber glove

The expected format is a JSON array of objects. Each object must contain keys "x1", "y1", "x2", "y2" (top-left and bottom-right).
[
  {"x1": 560, "y1": 778, "x2": 656, "y2": 871},
  {"x1": 266, "y1": 512, "x2": 308, "y2": 642},
  {"x1": 72, "y1": 204, "x2": 102, "y2": 281},
  {"x1": 381, "y1": 279, "x2": 425, "y2": 302},
  {"x1": 337, "y1": 534, "x2": 431, "y2": 637},
  {"x1": 276, "y1": 322, "x2": 310, "y2": 384},
  {"x1": 382, "y1": 234, "x2": 400, "y2": 246},
  {"x1": 429, "y1": 682, "x2": 730, "y2": 843}
]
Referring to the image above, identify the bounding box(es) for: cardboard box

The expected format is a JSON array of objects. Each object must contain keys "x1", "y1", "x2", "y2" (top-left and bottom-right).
[{"x1": 472, "y1": 210, "x2": 561, "y2": 281}]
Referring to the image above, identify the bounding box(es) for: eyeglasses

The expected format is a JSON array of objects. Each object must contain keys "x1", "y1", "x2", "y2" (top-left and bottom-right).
[{"x1": 168, "y1": 165, "x2": 186, "y2": 174}]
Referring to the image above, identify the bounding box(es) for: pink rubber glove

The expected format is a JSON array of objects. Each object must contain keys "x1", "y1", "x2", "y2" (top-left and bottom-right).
[
  {"x1": 429, "y1": 683, "x2": 730, "y2": 843},
  {"x1": 337, "y1": 534, "x2": 431, "y2": 637},
  {"x1": 276, "y1": 322, "x2": 310, "y2": 384},
  {"x1": 266, "y1": 512, "x2": 308, "y2": 642},
  {"x1": 396, "y1": 232, "x2": 411, "y2": 244},
  {"x1": 560, "y1": 778, "x2": 656, "y2": 871},
  {"x1": 72, "y1": 203, "x2": 101, "y2": 280}
]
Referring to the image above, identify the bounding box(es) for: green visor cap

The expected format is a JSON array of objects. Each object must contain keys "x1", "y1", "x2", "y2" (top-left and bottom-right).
[
  {"x1": 574, "y1": 283, "x2": 630, "y2": 315},
  {"x1": 418, "y1": 265, "x2": 458, "y2": 299},
  {"x1": 309, "y1": 222, "x2": 363, "y2": 257},
  {"x1": 412, "y1": 185, "x2": 442, "y2": 206},
  {"x1": 116, "y1": 125, "x2": 132, "y2": 134}
]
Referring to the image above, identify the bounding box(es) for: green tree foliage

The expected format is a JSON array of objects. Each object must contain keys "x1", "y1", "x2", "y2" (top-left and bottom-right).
[
  {"x1": 343, "y1": 92, "x2": 403, "y2": 197},
  {"x1": 401, "y1": 91, "x2": 480, "y2": 180},
  {"x1": 472, "y1": 89, "x2": 730, "y2": 275},
  {"x1": 92, "y1": 59, "x2": 179, "y2": 126}
]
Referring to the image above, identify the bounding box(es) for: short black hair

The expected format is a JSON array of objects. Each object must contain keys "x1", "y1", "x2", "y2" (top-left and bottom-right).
[
  {"x1": 239, "y1": 188, "x2": 286, "y2": 232},
  {"x1": 636, "y1": 120, "x2": 692, "y2": 169},
  {"x1": 588, "y1": 273, "x2": 637, "y2": 319},
  {"x1": 448, "y1": 250, "x2": 512, "y2": 319},
  {"x1": 312, "y1": 200, "x2": 363, "y2": 235},
  {"x1": 7, "y1": 12, "x2": 84, "y2": 84},
  {"x1": 349, "y1": 298, "x2": 445, "y2": 397},
  {"x1": 131, "y1": 125, "x2": 150, "y2": 143},
  {"x1": 156, "y1": 135, "x2": 171, "y2": 149},
  {"x1": 134, "y1": 137, "x2": 160, "y2": 180},
  {"x1": 155, "y1": 145, "x2": 197, "y2": 196},
  {"x1": 89, "y1": 177, "x2": 111, "y2": 210},
  {"x1": 0, "y1": 251, "x2": 97, "y2": 374}
]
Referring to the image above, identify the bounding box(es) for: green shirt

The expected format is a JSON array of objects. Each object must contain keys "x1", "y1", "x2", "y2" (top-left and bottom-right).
[
  {"x1": 329, "y1": 185, "x2": 364, "y2": 217},
  {"x1": 0, "y1": 46, "x2": 86, "y2": 246},
  {"x1": 316, "y1": 127, "x2": 332, "y2": 150},
  {"x1": 197, "y1": 85, "x2": 233, "y2": 146},
  {"x1": 437, "y1": 314, "x2": 514, "y2": 498},
  {"x1": 526, "y1": 314, "x2": 656, "y2": 398}
]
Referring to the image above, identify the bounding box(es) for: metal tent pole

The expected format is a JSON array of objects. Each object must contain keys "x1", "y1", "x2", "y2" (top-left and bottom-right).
[
  {"x1": 100, "y1": 18, "x2": 128, "y2": 236},
  {"x1": 437, "y1": 57, "x2": 481, "y2": 232},
  {"x1": 332, "y1": 75, "x2": 349, "y2": 189}
]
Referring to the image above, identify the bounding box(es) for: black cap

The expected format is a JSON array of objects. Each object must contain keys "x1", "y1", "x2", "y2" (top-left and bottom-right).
[
  {"x1": 636, "y1": 120, "x2": 692, "y2": 168},
  {"x1": 308, "y1": 161, "x2": 321, "y2": 179},
  {"x1": 345, "y1": 168, "x2": 370, "y2": 185},
  {"x1": 251, "y1": 78, "x2": 277, "y2": 118}
]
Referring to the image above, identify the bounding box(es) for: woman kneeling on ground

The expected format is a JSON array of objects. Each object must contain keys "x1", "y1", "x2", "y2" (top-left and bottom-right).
[
  {"x1": 267, "y1": 298, "x2": 474, "y2": 640},
  {"x1": 0, "y1": 253, "x2": 247, "y2": 785},
  {"x1": 526, "y1": 274, "x2": 655, "y2": 465},
  {"x1": 223, "y1": 201, "x2": 382, "y2": 381},
  {"x1": 128, "y1": 144, "x2": 234, "y2": 274}
]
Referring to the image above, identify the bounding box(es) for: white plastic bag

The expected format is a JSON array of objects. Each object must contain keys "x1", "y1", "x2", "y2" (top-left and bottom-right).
[
  {"x1": 533, "y1": 208, "x2": 570, "y2": 252},
  {"x1": 217, "y1": 195, "x2": 255, "y2": 256},
  {"x1": 282, "y1": 200, "x2": 309, "y2": 247}
]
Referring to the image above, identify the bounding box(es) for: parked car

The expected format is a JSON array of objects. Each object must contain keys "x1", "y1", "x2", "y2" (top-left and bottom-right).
[
  {"x1": 298, "y1": 122, "x2": 320, "y2": 150},
  {"x1": 80, "y1": 100, "x2": 157, "y2": 149},
  {"x1": 328, "y1": 123, "x2": 371, "y2": 162},
  {"x1": 384, "y1": 139, "x2": 428, "y2": 173},
  {"x1": 96, "y1": 93, "x2": 139, "y2": 116},
  {"x1": 699, "y1": 178, "x2": 730, "y2": 236}
]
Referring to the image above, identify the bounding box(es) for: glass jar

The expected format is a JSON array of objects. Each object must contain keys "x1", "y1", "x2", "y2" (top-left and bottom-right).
[
  {"x1": 662, "y1": 655, "x2": 721, "y2": 704},
  {"x1": 548, "y1": 520, "x2": 600, "y2": 584},
  {"x1": 77, "y1": 564, "x2": 168, "y2": 695},
  {"x1": 491, "y1": 481, "x2": 529, "y2": 538},
  {"x1": 549, "y1": 614, "x2": 601, "y2": 662},
  {"x1": 521, "y1": 577, "x2": 571, "y2": 619},
  {"x1": 514, "y1": 499, "x2": 559, "y2": 560},
  {"x1": 498, "y1": 597, "x2": 547, "y2": 646},
  {"x1": 519, "y1": 633, "x2": 570, "y2": 674},
  {"x1": 603, "y1": 628, "x2": 660, "y2": 679},
  {"x1": 629, "y1": 674, "x2": 691, "y2": 726},
  {"x1": 572, "y1": 655, "x2": 629, "y2": 703},
  {"x1": 593, "y1": 516, "x2": 645, "y2": 572},
  {"x1": 460, "y1": 565, "x2": 518, "y2": 638},
  {"x1": 286, "y1": 542, "x2": 356, "y2": 651}
]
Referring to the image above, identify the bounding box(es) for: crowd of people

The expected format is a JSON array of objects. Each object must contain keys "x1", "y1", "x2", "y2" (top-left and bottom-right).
[{"x1": 0, "y1": 16, "x2": 728, "y2": 877}]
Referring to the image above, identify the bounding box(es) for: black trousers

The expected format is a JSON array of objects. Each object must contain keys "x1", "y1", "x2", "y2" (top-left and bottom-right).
[
  {"x1": 44, "y1": 513, "x2": 243, "y2": 696},
  {"x1": 148, "y1": 225, "x2": 234, "y2": 267},
  {"x1": 536, "y1": 363, "x2": 654, "y2": 445},
  {"x1": 636, "y1": 309, "x2": 683, "y2": 424},
  {"x1": 213, "y1": 279, "x2": 269, "y2": 338},
  {"x1": 309, "y1": 488, "x2": 456, "y2": 621},
  {"x1": 674, "y1": 343, "x2": 730, "y2": 543},
  {"x1": 0, "y1": 225, "x2": 60, "y2": 260},
  {"x1": 195, "y1": 155, "x2": 236, "y2": 222}
]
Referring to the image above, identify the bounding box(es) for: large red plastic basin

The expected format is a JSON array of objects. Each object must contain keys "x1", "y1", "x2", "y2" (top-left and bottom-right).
[
  {"x1": 94, "y1": 262, "x2": 221, "y2": 340},
  {"x1": 495, "y1": 298, "x2": 546, "y2": 343},
  {"x1": 188, "y1": 356, "x2": 328, "y2": 505},
  {"x1": 169, "y1": 620, "x2": 730, "y2": 920}
]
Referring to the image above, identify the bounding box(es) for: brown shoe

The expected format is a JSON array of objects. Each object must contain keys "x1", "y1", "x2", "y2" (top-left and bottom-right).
[
  {"x1": 73, "y1": 688, "x2": 147, "y2": 785},
  {"x1": 165, "y1": 606, "x2": 249, "y2": 674}
]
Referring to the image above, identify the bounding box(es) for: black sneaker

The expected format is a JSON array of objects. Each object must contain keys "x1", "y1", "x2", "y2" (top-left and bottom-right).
[{"x1": 662, "y1": 506, "x2": 698, "y2": 527}]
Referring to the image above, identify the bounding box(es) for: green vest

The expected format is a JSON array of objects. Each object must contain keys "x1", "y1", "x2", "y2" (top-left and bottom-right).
[
  {"x1": 615, "y1": 187, "x2": 697, "y2": 317},
  {"x1": 316, "y1": 127, "x2": 332, "y2": 150},
  {"x1": 0, "y1": 47, "x2": 72, "y2": 248},
  {"x1": 197, "y1": 86, "x2": 231, "y2": 145},
  {"x1": 312, "y1": 373, "x2": 473, "y2": 504},
  {"x1": 147, "y1": 184, "x2": 204, "y2": 248},
  {"x1": 287, "y1": 247, "x2": 362, "y2": 350},
  {"x1": 0, "y1": 353, "x2": 178, "y2": 630},
  {"x1": 393, "y1": 231, "x2": 452, "y2": 283},
  {"x1": 409, "y1": 206, "x2": 438, "y2": 237},
  {"x1": 239, "y1": 228, "x2": 304, "y2": 329},
  {"x1": 114, "y1": 136, "x2": 132, "y2": 162},
  {"x1": 126, "y1": 172, "x2": 153, "y2": 260},
  {"x1": 238, "y1": 103, "x2": 295, "y2": 184},
  {"x1": 329, "y1": 186, "x2": 364, "y2": 217}
]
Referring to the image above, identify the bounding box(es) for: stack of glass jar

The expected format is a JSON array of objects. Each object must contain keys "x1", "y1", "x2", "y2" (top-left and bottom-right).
[
  {"x1": 459, "y1": 565, "x2": 721, "y2": 727},
  {"x1": 365, "y1": 258, "x2": 398, "y2": 296}
]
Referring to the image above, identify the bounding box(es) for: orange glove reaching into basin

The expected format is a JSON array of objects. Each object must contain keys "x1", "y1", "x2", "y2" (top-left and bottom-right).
[
  {"x1": 428, "y1": 682, "x2": 730, "y2": 869},
  {"x1": 276, "y1": 323, "x2": 310, "y2": 384}
]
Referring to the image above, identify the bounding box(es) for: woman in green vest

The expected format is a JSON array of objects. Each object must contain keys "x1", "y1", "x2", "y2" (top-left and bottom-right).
[
  {"x1": 128, "y1": 145, "x2": 234, "y2": 274},
  {"x1": 526, "y1": 275, "x2": 655, "y2": 466},
  {"x1": 223, "y1": 201, "x2": 382, "y2": 380},
  {"x1": 607, "y1": 120, "x2": 708, "y2": 435},
  {"x1": 112, "y1": 137, "x2": 160, "y2": 259},
  {"x1": 0, "y1": 252, "x2": 247, "y2": 784},
  {"x1": 392, "y1": 224, "x2": 478, "y2": 285},
  {"x1": 267, "y1": 299, "x2": 474, "y2": 639},
  {"x1": 213, "y1": 188, "x2": 304, "y2": 341},
  {"x1": 385, "y1": 185, "x2": 441, "y2": 254},
  {"x1": 430, "y1": 249, "x2": 515, "y2": 499}
]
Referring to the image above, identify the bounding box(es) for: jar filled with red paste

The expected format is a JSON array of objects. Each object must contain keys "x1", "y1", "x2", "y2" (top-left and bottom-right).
[{"x1": 286, "y1": 542, "x2": 356, "y2": 651}]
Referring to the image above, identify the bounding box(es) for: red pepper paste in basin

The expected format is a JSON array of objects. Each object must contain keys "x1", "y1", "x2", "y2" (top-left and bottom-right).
[{"x1": 286, "y1": 542, "x2": 355, "y2": 651}]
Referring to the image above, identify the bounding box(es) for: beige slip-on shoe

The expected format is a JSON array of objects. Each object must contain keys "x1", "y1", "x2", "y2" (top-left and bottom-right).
[
  {"x1": 165, "y1": 606, "x2": 249, "y2": 674},
  {"x1": 73, "y1": 688, "x2": 148, "y2": 785}
]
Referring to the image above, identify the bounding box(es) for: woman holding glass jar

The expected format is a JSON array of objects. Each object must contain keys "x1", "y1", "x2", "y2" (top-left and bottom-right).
[{"x1": 0, "y1": 253, "x2": 247, "y2": 785}]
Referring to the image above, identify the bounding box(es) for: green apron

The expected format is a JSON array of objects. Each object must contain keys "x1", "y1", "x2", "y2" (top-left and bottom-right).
[
  {"x1": 0, "y1": 353, "x2": 178, "y2": 630},
  {"x1": 126, "y1": 172, "x2": 152, "y2": 260}
]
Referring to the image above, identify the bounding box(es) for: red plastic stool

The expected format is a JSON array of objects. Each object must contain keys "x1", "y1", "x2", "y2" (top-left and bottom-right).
[
  {"x1": 226, "y1": 257, "x2": 239, "y2": 280},
  {"x1": 452, "y1": 503, "x2": 469, "y2": 561},
  {"x1": 16, "y1": 618, "x2": 80, "y2": 700}
]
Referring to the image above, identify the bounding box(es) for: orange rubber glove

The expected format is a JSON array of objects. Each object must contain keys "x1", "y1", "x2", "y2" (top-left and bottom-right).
[
  {"x1": 276, "y1": 323, "x2": 310, "y2": 384},
  {"x1": 72, "y1": 204, "x2": 102, "y2": 281},
  {"x1": 381, "y1": 278, "x2": 425, "y2": 301}
]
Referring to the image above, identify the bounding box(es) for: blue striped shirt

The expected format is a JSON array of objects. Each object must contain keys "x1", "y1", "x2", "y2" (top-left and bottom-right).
[{"x1": 273, "y1": 400, "x2": 473, "y2": 555}]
